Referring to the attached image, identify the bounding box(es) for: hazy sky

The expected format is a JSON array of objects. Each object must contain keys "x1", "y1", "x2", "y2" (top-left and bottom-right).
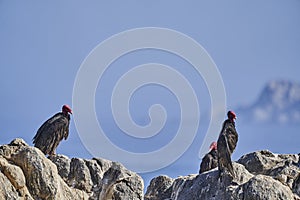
[{"x1": 0, "y1": 1, "x2": 299, "y2": 177}]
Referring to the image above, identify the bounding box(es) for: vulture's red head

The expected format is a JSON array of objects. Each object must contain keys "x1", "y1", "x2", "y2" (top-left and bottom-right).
[
  {"x1": 62, "y1": 104, "x2": 72, "y2": 114},
  {"x1": 227, "y1": 110, "x2": 236, "y2": 121},
  {"x1": 209, "y1": 142, "x2": 217, "y2": 151}
]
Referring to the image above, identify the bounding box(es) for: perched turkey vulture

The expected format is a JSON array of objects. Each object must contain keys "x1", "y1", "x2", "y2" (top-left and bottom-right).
[
  {"x1": 33, "y1": 105, "x2": 72, "y2": 155},
  {"x1": 199, "y1": 141, "x2": 218, "y2": 173},
  {"x1": 217, "y1": 111, "x2": 238, "y2": 178}
]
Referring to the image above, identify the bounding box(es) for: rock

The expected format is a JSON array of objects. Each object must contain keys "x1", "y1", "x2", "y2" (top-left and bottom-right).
[
  {"x1": 68, "y1": 158, "x2": 94, "y2": 192},
  {"x1": 293, "y1": 175, "x2": 300, "y2": 197},
  {"x1": 0, "y1": 156, "x2": 32, "y2": 199},
  {"x1": 145, "y1": 163, "x2": 252, "y2": 200},
  {"x1": 241, "y1": 175, "x2": 294, "y2": 200},
  {"x1": 49, "y1": 150, "x2": 144, "y2": 200},
  {"x1": 48, "y1": 154, "x2": 70, "y2": 181},
  {"x1": 0, "y1": 138, "x2": 144, "y2": 200},
  {"x1": 0, "y1": 172, "x2": 20, "y2": 200},
  {"x1": 1, "y1": 139, "x2": 88, "y2": 200},
  {"x1": 2, "y1": 137, "x2": 300, "y2": 200},
  {"x1": 98, "y1": 161, "x2": 144, "y2": 200},
  {"x1": 146, "y1": 151, "x2": 300, "y2": 200},
  {"x1": 144, "y1": 175, "x2": 174, "y2": 200},
  {"x1": 238, "y1": 150, "x2": 300, "y2": 195},
  {"x1": 237, "y1": 150, "x2": 281, "y2": 174},
  {"x1": 269, "y1": 160, "x2": 300, "y2": 188}
]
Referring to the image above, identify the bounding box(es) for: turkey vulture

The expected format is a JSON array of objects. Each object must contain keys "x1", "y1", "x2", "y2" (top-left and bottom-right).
[
  {"x1": 33, "y1": 105, "x2": 72, "y2": 155},
  {"x1": 199, "y1": 142, "x2": 218, "y2": 173},
  {"x1": 217, "y1": 111, "x2": 238, "y2": 178}
]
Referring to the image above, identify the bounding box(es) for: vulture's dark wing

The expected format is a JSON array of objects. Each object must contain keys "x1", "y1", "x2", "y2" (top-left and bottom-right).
[
  {"x1": 217, "y1": 132, "x2": 235, "y2": 177},
  {"x1": 226, "y1": 125, "x2": 238, "y2": 154},
  {"x1": 200, "y1": 150, "x2": 218, "y2": 173},
  {"x1": 200, "y1": 154, "x2": 213, "y2": 173},
  {"x1": 33, "y1": 113, "x2": 69, "y2": 154}
]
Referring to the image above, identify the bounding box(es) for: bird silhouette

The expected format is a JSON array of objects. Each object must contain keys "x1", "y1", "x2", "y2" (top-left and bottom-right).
[
  {"x1": 199, "y1": 141, "x2": 218, "y2": 174},
  {"x1": 33, "y1": 105, "x2": 72, "y2": 155},
  {"x1": 217, "y1": 111, "x2": 238, "y2": 179}
]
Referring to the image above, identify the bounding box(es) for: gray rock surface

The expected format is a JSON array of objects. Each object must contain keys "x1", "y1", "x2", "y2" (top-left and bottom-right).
[
  {"x1": 50, "y1": 156, "x2": 144, "y2": 200},
  {"x1": 1, "y1": 138, "x2": 299, "y2": 200},
  {"x1": 145, "y1": 150, "x2": 300, "y2": 200},
  {"x1": 0, "y1": 138, "x2": 144, "y2": 200},
  {"x1": 144, "y1": 175, "x2": 174, "y2": 200}
]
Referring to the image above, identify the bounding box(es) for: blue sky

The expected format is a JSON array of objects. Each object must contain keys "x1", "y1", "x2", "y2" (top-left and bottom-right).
[{"x1": 1, "y1": 0, "x2": 300, "y2": 181}]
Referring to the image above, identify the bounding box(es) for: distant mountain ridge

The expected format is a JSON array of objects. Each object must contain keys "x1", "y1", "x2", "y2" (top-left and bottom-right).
[{"x1": 237, "y1": 80, "x2": 300, "y2": 124}]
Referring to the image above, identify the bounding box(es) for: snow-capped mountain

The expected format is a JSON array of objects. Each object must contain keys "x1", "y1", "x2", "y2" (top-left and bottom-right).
[{"x1": 237, "y1": 80, "x2": 300, "y2": 124}]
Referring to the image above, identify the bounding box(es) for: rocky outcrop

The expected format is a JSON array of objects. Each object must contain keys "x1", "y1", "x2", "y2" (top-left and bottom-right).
[
  {"x1": 49, "y1": 155, "x2": 144, "y2": 200},
  {"x1": 1, "y1": 138, "x2": 299, "y2": 200},
  {"x1": 0, "y1": 138, "x2": 144, "y2": 200},
  {"x1": 145, "y1": 150, "x2": 300, "y2": 200}
]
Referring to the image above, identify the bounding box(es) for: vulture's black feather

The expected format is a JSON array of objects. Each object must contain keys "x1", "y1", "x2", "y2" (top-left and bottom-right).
[
  {"x1": 33, "y1": 105, "x2": 71, "y2": 155},
  {"x1": 217, "y1": 112, "x2": 238, "y2": 178}
]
